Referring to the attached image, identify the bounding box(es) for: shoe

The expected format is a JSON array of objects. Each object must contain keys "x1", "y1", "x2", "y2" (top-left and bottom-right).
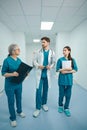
[
  {"x1": 10, "y1": 120, "x2": 17, "y2": 127},
  {"x1": 33, "y1": 109, "x2": 40, "y2": 118},
  {"x1": 58, "y1": 106, "x2": 63, "y2": 113},
  {"x1": 64, "y1": 109, "x2": 71, "y2": 117},
  {"x1": 42, "y1": 105, "x2": 48, "y2": 112},
  {"x1": 17, "y1": 112, "x2": 26, "y2": 118}
]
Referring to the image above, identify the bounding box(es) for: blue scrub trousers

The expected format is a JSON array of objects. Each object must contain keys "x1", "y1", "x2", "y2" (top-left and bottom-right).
[
  {"x1": 36, "y1": 77, "x2": 48, "y2": 110},
  {"x1": 5, "y1": 85, "x2": 22, "y2": 121},
  {"x1": 58, "y1": 85, "x2": 72, "y2": 109}
]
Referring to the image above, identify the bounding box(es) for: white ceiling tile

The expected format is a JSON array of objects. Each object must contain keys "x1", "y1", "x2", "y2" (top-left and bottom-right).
[
  {"x1": 0, "y1": 7, "x2": 7, "y2": 18},
  {"x1": 52, "y1": 21, "x2": 67, "y2": 32},
  {"x1": 63, "y1": 0, "x2": 85, "y2": 7},
  {"x1": 26, "y1": 16, "x2": 41, "y2": 33},
  {"x1": 57, "y1": 7, "x2": 78, "y2": 20},
  {"x1": 20, "y1": 0, "x2": 41, "y2": 15},
  {"x1": 54, "y1": 15, "x2": 87, "y2": 32},
  {"x1": 10, "y1": 16, "x2": 29, "y2": 32},
  {"x1": 0, "y1": 0, "x2": 23, "y2": 15},
  {"x1": 10, "y1": 16, "x2": 27, "y2": 26},
  {"x1": 29, "y1": 28, "x2": 40, "y2": 35},
  {"x1": 41, "y1": 7, "x2": 60, "y2": 21},
  {"x1": 42, "y1": 0, "x2": 63, "y2": 6},
  {"x1": 68, "y1": 15, "x2": 87, "y2": 27},
  {"x1": 57, "y1": 15, "x2": 87, "y2": 31},
  {"x1": 26, "y1": 16, "x2": 40, "y2": 26},
  {"x1": 76, "y1": 1, "x2": 87, "y2": 16},
  {"x1": 13, "y1": 26, "x2": 28, "y2": 32},
  {"x1": 0, "y1": 7, "x2": 16, "y2": 31}
]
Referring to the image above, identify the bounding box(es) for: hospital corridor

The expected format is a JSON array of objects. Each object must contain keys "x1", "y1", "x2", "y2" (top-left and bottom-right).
[{"x1": 0, "y1": 0, "x2": 87, "y2": 130}]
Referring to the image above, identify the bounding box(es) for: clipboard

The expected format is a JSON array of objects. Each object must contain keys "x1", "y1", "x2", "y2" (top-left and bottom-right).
[
  {"x1": 11, "y1": 62, "x2": 33, "y2": 84},
  {"x1": 62, "y1": 60, "x2": 71, "y2": 69}
]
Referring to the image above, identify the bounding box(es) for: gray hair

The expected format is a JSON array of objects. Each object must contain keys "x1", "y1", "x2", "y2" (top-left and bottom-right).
[{"x1": 8, "y1": 44, "x2": 18, "y2": 56}]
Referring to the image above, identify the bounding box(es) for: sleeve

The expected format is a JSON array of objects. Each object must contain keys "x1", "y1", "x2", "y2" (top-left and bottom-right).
[
  {"x1": 1, "y1": 59, "x2": 9, "y2": 75},
  {"x1": 56, "y1": 59, "x2": 61, "y2": 72},
  {"x1": 72, "y1": 58, "x2": 78, "y2": 71}
]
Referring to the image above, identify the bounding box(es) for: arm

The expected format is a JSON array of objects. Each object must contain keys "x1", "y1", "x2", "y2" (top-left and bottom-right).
[
  {"x1": 4, "y1": 72, "x2": 19, "y2": 78},
  {"x1": 59, "y1": 58, "x2": 78, "y2": 74},
  {"x1": 56, "y1": 59, "x2": 61, "y2": 72},
  {"x1": 1, "y1": 59, "x2": 19, "y2": 78},
  {"x1": 58, "y1": 67, "x2": 72, "y2": 72},
  {"x1": 61, "y1": 69, "x2": 76, "y2": 74}
]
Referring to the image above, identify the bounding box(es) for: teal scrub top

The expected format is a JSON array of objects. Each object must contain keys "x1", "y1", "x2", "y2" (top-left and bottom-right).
[
  {"x1": 56, "y1": 57, "x2": 78, "y2": 86},
  {"x1": 1, "y1": 56, "x2": 22, "y2": 89},
  {"x1": 41, "y1": 50, "x2": 49, "y2": 78}
]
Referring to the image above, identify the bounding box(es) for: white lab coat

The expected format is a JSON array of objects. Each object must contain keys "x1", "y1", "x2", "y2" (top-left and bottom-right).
[{"x1": 33, "y1": 48, "x2": 55, "y2": 88}]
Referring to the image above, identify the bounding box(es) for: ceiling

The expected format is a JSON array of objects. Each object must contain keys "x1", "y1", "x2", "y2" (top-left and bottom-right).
[{"x1": 0, "y1": 0, "x2": 87, "y2": 44}]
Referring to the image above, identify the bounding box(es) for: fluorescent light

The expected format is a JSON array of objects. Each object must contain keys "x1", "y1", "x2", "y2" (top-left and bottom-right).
[
  {"x1": 41, "y1": 22, "x2": 54, "y2": 30},
  {"x1": 33, "y1": 39, "x2": 40, "y2": 43}
]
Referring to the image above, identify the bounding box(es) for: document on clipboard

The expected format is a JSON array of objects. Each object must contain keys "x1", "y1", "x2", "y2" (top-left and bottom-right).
[
  {"x1": 11, "y1": 62, "x2": 33, "y2": 84},
  {"x1": 62, "y1": 60, "x2": 71, "y2": 69}
]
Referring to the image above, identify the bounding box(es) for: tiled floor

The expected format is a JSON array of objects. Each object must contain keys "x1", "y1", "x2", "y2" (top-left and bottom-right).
[{"x1": 0, "y1": 69, "x2": 87, "y2": 130}]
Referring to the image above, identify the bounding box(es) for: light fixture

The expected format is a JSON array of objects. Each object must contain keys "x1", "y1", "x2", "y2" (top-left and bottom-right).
[
  {"x1": 41, "y1": 22, "x2": 54, "y2": 30},
  {"x1": 33, "y1": 39, "x2": 40, "y2": 43}
]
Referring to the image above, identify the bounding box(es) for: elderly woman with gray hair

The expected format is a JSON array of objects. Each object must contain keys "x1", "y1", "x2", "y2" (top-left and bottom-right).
[{"x1": 1, "y1": 44, "x2": 25, "y2": 127}]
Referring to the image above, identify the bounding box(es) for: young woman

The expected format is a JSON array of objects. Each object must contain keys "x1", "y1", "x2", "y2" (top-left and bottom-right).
[
  {"x1": 56, "y1": 46, "x2": 78, "y2": 117},
  {"x1": 1, "y1": 44, "x2": 25, "y2": 127}
]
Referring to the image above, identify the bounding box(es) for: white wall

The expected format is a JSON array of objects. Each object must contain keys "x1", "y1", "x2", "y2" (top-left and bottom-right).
[
  {"x1": 0, "y1": 22, "x2": 26, "y2": 64},
  {"x1": 26, "y1": 43, "x2": 40, "y2": 66},
  {"x1": 55, "y1": 20, "x2": 87, "y2": 90},
  {"x1": 0, "y1": 22, "x2": 13, "y2": 64},
  {"x1": 0, "y1": 22, "x2": 26, "y2": 92},
  {"x1": 12, "y1": 32, "x2": 26, "y2": 62},
  {"x1": 70, "y1": 20, "x2": 87, "y2": 89},
  {"x1": 55, "y1": 32, "x2": 71, "y2": 60},
  {"x1": 0, "y1": 22, "x2": 13, "y2": 92}
]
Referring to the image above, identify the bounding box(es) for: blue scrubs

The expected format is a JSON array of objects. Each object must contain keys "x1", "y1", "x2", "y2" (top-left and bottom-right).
[
  {"x1": 36, "y1": 50, "x2": 49, "y2": 109},
  {"x1": 56, "y1": 57, "x2": 78, "y2": 109},
  {"x1": 1, "y1": 56, "x2": 22, "y2": 121}
]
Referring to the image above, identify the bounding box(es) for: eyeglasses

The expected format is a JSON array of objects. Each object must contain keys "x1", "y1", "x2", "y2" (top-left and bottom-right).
[{"x1": 14, "y1": 48, "x2": 20, "y2": 51}]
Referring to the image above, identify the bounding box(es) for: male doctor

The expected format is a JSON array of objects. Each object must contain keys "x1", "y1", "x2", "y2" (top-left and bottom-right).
[{"x1": 33, "y1": 37, "x2": 55, "y2": 117}]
